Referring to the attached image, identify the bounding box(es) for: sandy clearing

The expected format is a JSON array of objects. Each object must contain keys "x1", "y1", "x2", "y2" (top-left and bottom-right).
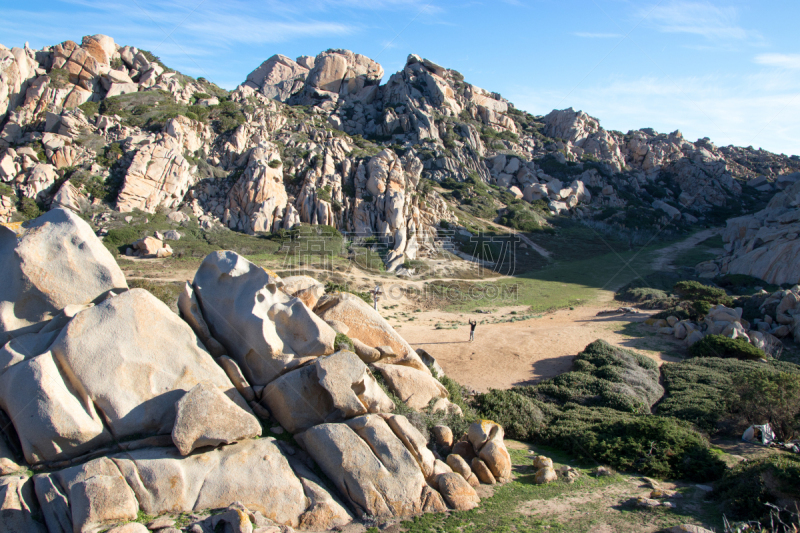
[{"x1": 397, "y1": 295, "x2": 684, "y2": 392}]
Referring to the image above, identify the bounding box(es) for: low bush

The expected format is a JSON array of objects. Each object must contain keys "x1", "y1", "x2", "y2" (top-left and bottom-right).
[
  {"x1": 716, "y1": 273, "x2": 779, "y2": 295},
  {"x1": 498, "y1": 203, "x2": 545, "y2": 232},
  {"x1": 712, "y1": 454, "x2": 800, "y2": 524},
  {"x1": 47, "y1": 67, "x2": 70, "y2": 89},
  {"x1": 334, "y1": 333, "x2": 354, "y2": 351},
  {"x1": 522, "y1": 340, "x2": 663, "y2": 414},
  {"x1": 103, "y1": 226, "x2": 141, "y2": 253},
  {"x1": 688, "y1": 335, "x2": 765, "y2": 361},
  {"x1": 17, "y1": 197, "x2": 44, "y2": 220},
  {"x1": 324, "y1": 282, "x2": 372, "y2": 305},
  {"x1": 658, "y1": 357, "x2": 800, "y2": 435},
  {"x1": 673, "y1": 280, "x2": 733, "y2": 315},
  {"x1": 729, "y1": 369, "x2": 800, "y2": 441},
  {"x1": 127, "y1": 279, "x2": 183, "y2": 311},
  {"x1": 535, "y1": 404, "x2": 726, "y2": 481},
  {"x1": 616, "y1": 286, "x2": 670, "y2": 303},
  {"x1": 472, "y1": 389, "x2": 545, "y2": 441}
]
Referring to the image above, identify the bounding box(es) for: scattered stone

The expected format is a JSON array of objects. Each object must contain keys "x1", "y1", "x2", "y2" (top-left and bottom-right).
[
  {"x1": 534, "y1": 467, "x2": 558, "y2": 485},
  {"x1": 433, "y1": 425, "x2": 453, "y2": 448},
  {"x1": 594, "y1": 466, "x2": 614, "y2": 477},
  {"x1": 471, "y1": 458, "x2": 496, "y2": 485},
  {"x1": 372, "y1": 363, "x2": 447, "y2": 410},
  {"x1": 437, "y1": 472, "x2": 479, "y2": 511},
  {"x1": 669, "y1": 526, "x2": 715, "y2": 533},
  {"x1": 532, "y1": 456, "x2": 553, "y2": 469},
  {"x1": 0, "y1": 475, "x2": 47, "y2": 533}
]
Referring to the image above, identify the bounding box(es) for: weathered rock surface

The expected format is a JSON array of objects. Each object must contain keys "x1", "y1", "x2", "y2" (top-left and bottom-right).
[
  {"x1": 192, "y1": 251, "x2": 335, "y2": 385},
  {"x1": 469, "y1": 421, "x2": 512, "y2": 480},
  {"x1": 0, "y1": 288, "x2": 245, "y2": 464},
  {"x1": 436, "y1": 472, "x2": 479, "y2": 511},
  {"x1": 0, "y1": 433, "x2": 22, "y2": 475},
  {"x1": 172, "y1": 380, "x2": 262, "y2": 455},
  {"x1": 296, "y1": 415, "x2": 446, "y2": 519},
  {"x1": 315, "y1": 292, "x2": 429, "y2": 371},
  {"x1": 0, "y1": 475, "x2": 47, "y2": 533},
  {"x1": 116, "y1": 125, "x2": 201, "y2": 213},
  {"x1": 0, "y1": 209, "x2": 127, "y2": 345},
  {"x1": 33, "y1": 438, "x2": 309, "y2": 532},
  {"x1": 262, "y1": 350, "x2": 393, "y2": 433},
  {"x1": 372, "y1": 362, "x2": 447, "y2": 410},
  {"x1": 177, "y1": 281, "x2": 226, "y2": 356},
  {"x1": 243, "y1": 54, "x2": 311, "y2": 102},
  {"x1": 720, "y1": 181, "x2": 800, "y2": 285}
]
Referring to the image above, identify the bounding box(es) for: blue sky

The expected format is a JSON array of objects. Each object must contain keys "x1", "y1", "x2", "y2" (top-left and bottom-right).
[{"x1": 2, "y1": 0, "x2": 798, "y2": 156}]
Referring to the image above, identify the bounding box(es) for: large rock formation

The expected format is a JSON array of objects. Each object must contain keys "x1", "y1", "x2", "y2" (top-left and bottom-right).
[
  {"x1": 719, "y1": 180, "x2": 800, "y2": 285},
  {"x1": 0, "y1": 208, "x2": 513, "y2": 533},
  {"x1": 4, "y1": 34, "x2": 796, "y2": 275},
  {"x1": 0, "y1": 208, "x2": 127, "y2": 345},
  {"x1": 192, "y1": 250, "x2": 337, "y2": 385},
  {"x1": 243, "y1": 54, "x2": 312, "y2": 101}
]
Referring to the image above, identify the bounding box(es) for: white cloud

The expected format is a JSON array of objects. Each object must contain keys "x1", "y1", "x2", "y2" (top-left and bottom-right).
[
  {"x1": 755, "y1": 53, "x2": 800, "y2": 70},
  {"x1": 641, "y1": 1, "x2": 756, "y2": 41},
  {"x1": 573, "y1": 32, "x2": 623, "y2": 39}
]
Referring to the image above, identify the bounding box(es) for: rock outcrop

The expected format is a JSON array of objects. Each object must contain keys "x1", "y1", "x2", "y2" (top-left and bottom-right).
[
  {"x1": 0, "y1": 208, "x2": 513, "y2": 533},
  {"x1": 3, "y1": 34, "x2": 796, "y2": 275},
  {"x1": 0, "y1": 208, "x2": 127, "y2": 345},
  {"x1": 719, "y1": 180, "x2": 800, "y2": 285},
  {"x1": 192, "y1": 250, "x2": 336, "y2": 385}
]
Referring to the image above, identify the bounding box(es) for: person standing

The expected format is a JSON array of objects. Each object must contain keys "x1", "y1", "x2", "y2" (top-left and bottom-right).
[
  {"x1": 469, "y1": 319, "x2": 477, "y2": 342},
  {"x1": 370, "y1": 286, "x2": 382, "y2": 310}
]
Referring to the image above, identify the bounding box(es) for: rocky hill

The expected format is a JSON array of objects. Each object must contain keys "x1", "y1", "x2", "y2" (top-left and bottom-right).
[{"x1": 1, "y1": 35, "x2": 799, "y2": 272}]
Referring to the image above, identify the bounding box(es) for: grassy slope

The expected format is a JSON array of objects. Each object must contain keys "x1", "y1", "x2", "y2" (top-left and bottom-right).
[
  {"x1": 397, "y1": 443, "x2": 723, "y2": 533},
  {"x1": 434, "y1": 239, "x2": 666, "y2": 312}
]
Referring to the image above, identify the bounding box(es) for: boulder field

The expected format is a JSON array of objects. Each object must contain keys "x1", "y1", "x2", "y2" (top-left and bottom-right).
[{"x1": 0, "y1": 208, "x2": 511, "y2": 532}]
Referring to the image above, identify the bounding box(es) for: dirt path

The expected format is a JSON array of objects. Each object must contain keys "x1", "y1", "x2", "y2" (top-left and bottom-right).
[
  {"x1": 650, "y1": 227, "x2": 721, "y2": 271},
  {"x1": 478, "y1": 217, "x2": 552, "y2": 259}
]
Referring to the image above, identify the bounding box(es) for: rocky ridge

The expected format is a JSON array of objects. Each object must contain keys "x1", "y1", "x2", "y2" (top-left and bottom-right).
[
  {"x1": 1, "y1": 35, "x2": 799, "y2": 272},
  {"x1": 0, "y1": 208, "x2": 517, "y2": 533}
]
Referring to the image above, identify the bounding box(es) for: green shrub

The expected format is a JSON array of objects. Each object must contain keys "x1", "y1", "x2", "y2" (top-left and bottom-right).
[
  {"x1": 716, "y1": 274, "x2": 779, "y2": 295},
  {"x1": 103, "y1": 226, "x2": 140, "y2": 253},
  {"x1": 712, "y1": 454, "x2": 800, "y2": 524},
  {"x1": 535, "y1": 404, "x2": 726, "y2": 481},
  {"x1": 673, "y1": 280, "x2": 732, "y2": 306},
  {"x1": 127, "y1": 279, "x2": 183, "y2": 310},
  {"x1": 334, "y1": 333, "x2": 354, "y2": 351},
  {"x1": 688, "y1": 335, "x2": 764, "y2": 361},
  {"x1": 498, "y1": 204, "x2": 545, "y2": 232},
  {"x1": 617, "y1": 287, "x2": 668, "y2": 302},
  {"x1": 473, "y1": 389, "x2": 544, "y2": 440},
  {"x1": 79, "y1": 101, "x2": 99, "y2": 118},
  {"x1": 317, "y1": 185, "x2": 332, "y2": 202},
  {"x1": 523, "y1": 340, "x2": 663, "y2": 414},
  {"x1": 268, "y1": 159, "x2": 282, "y2": 169},
  {"x1": 729, "y1": 369, "x2": 800, "y2": 441},
  {"x1": 324, "y1": 282, "x2": 371, "y2": 305},
  {"x1": 47, "y1": 68, "x2": 70, "y2": 89},
  {"x1": 17, "y1": 197, "x2": 44, "y2": 220}
]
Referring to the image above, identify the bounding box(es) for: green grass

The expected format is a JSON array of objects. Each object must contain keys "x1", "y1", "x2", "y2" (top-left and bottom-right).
[
  {"x1": 399, "y1": 442, "x2": 723, "y2": 533},
  {"x1": 431, "y1": 238, "x2": 668, "y2": 312}
]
